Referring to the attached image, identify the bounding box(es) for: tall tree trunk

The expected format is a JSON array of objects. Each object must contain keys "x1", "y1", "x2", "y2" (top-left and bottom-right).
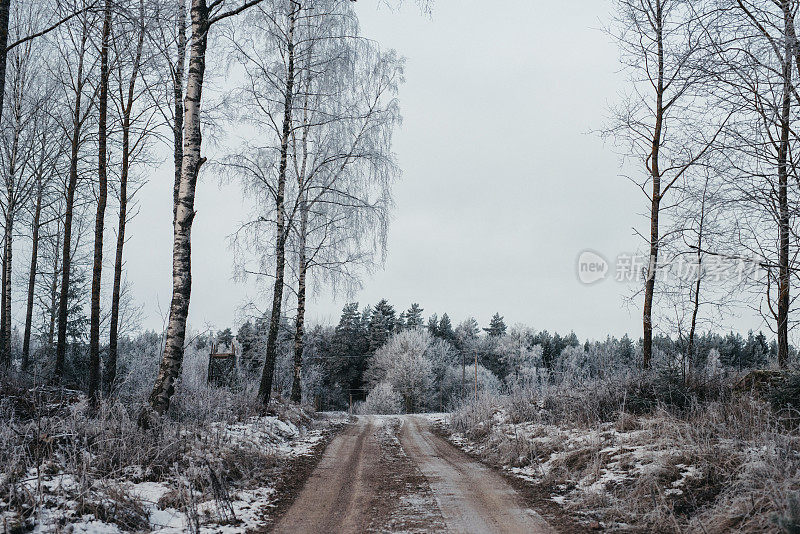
[
  {"x1": 108, "y1": 13, "x2": 144, "y2": 394},
  {"x1": 642, "y1": 2, "x2": 664, "y2": 371},
  {"x1": 686, "y1": 174, "x2": 710, "y2": 382},
  {"x1": 22, "y1": 180, "x2": 42, "y2": 370},
  {"x1": 1, "y1": 209, "x2": 13, "y2": 367},
  {"x1": 777, "y1": 9, "x2": 792, "y2": 368},
  {"x1": 290, "y1": 205, "x2": 307, "y2": 403},
  {"x1": 55, "y1": 44, "x2": 86, "y2": 381},
  {"x1": 1, "y1": 113, "x2": 20, "y2": 367},
  {"x1": 106, "y1": 140, "x2": 126, "y2": 391},
  {"x1": 89, "y1": 0, "x2": 112, "y2": 403},
  {"x1": 0, "y1": 0, "x2": 12, "y2": 129},
  {"x1": 687, "y1": 232, "x2": 703, "y2": 379},
  {"x1": 258, "y1": 4, "x2": 297, "y2": 406},
  {"x1": 173, "y1": 0, "x2": 185, "y2": 222},
  {"x1": 145, "y1": 0, "x2": 209, "y2": 419},
  {"x1": 48, "y1": 224, "x2": 61, "y2": 349}
]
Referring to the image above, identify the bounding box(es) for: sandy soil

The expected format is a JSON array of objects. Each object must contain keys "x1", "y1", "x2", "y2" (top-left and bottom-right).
[{"x1": 271, "y1": 415, "x2": 553, "y2": 533}]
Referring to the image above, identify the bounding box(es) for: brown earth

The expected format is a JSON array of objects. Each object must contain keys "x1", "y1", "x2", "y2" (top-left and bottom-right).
[{"x1": 270, "y1": 415, "x2": 554, "y2": 533}]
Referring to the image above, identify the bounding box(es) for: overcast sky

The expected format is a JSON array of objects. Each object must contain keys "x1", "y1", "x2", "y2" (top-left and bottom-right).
[{"x1": 123, "y1": 0, "x2": 764, "y2": 341}]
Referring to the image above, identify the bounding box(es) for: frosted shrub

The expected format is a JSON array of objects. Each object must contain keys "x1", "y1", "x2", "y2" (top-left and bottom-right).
[
  {"x1": 364, "y1": 329, "x2": 432, "y2": 387},
  {"x1": 360, "y1": 382, "x2": 403, "y2": 414},
  {"x1": 169, "y1": 347, "x2": 260, "y2": 423},
  {"x1": 115, "y1": 331, "x2": 163, "y2": 406},
  {"x1": 386, "y1": 349, "x2": 435, "y2": 412},
  {"x1": 365, "y1": 329, "x2": 436, "y2": 412},
  {"x1": 555, "y1": 345, "x2": 599, "y2": 382},
  {"x1": 705, "y1": 348, "x2": 724, "y2": 376}
]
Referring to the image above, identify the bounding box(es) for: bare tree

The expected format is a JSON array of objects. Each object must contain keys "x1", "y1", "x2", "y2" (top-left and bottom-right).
[
  {"x1": 286, "y1": 49, "x2": 401, "y2": 402},
  {"x1": 0, "y1": 15, "x2": 49, "y2": 367},
  {"x1": 88, "y1": 0, "x2": 111, "y2": 403},
  {"x1": 53, "y1": 2, "x2": 98, "y2": 380},
  {"x1": 698, "y1": 0, "x2": 800, "y2": 368},
  {"x1": 107, "y1": 0, "x2": 154, "y2": 392},
  {"x1": 223, "y1": 0, "x2": 402, "y2": 404},
  {"x1": 0, "y1": 0, "x2": 100, "y2": 151},
  {"x1": 21, "y1": 102, "x2": 63, "y2": 370},
  {"x1": 607, "y1": 0, "x2": 726, "y2": 368}
]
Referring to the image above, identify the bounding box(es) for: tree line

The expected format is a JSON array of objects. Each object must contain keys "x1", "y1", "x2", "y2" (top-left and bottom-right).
[{"x1": 192, "y1": 299, "x2": 782, "y2": 410}]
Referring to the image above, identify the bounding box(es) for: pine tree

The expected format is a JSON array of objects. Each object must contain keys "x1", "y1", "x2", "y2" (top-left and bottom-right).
[
  {"x1": 454, "y1": 317, "x2": 480, "y2": 353},
  {"x1": 484, "y1": 313, "x2": 507, "y2": 337},
  {"x1": 427, "y1": 314, "x2": 439, "y2": 337},
  {"x1": 619, "y1": 334, "x2": 634, "y2": 363},
  {"x1": 438, "y1": 313, "x2": 455, "y2": 341},
  {"x1": 217, "y1": 328, "x2": 233, "y2": 348},
  {"x1": 406, "y1": 303, "x2": 424, "y2": 329},
  {"x1": 372, "y1": 299, "x2": 396, "y2": 332},
  {"x1": 331, "y1": 303, "x2": 369, "y2": 396}
]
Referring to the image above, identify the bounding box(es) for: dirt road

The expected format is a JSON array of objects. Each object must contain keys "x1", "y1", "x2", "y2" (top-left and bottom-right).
[{"x1": 272, "y1": 415, "x2": 553, "y2": 533}]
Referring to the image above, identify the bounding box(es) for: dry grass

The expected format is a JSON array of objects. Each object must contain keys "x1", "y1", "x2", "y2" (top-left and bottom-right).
[
  {"x1": 449, "y1": 371, "x2": 800, "y2": 533},
  {"x1": 0, "y1": 368, "x2": 318, "y2": 533}
]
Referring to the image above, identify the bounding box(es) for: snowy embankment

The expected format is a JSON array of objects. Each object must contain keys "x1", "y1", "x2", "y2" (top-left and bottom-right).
[
  {"x1": 435, "y1": 393, "x2": 800, "y2": 533},
  {"x1": 1, "y1": 395, "x2": 348, "y2": 534}
]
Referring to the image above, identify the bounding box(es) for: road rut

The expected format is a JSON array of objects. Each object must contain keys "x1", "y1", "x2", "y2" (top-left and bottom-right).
[{"x1": 271, "y1": 415, "x2": 553, "y2": 533}]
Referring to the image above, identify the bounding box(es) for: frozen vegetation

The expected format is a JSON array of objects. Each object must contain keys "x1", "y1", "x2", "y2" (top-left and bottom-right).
[
  {"x1": 0, "y1": 347, "x2": 347, "y2": 533},
  {"x1": 440, "y1": 366, "x2": 800, "y2": 533}
]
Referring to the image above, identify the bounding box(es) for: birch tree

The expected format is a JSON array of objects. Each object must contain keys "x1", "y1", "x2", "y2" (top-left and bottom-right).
[
  {"x1": 285, "y1": 42, "x2": 402, "y2": 402},
  {"x1": 0, "y1": 30, "x2": 42, "y2": 366},
  {"x1": 702, "y1": 0, "x2": 800, "y2": 368},
  {"x1": 607, "y1": 0, "x2": 726, "y2": 368},
  {"x1": 223, "y1": 0, "x2": 401, "y2": 405},
  {"x1": 21, "y1": 94, "x2": 63, "y2": 370},
  {"x1": 145, "y1": 0, "x2": 266, "y2": 421}
]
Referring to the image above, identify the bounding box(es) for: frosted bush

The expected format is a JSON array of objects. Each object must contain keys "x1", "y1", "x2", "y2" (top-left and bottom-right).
[
  {"x1": 364, "y1": 329, "x2": 432, "y2": 388},
  {"x1": 705, "y1": 348, "x2": 724, "y2": 376},
  {"x1": 361, "y1": 382, "x2": 403, "y2": 414}
]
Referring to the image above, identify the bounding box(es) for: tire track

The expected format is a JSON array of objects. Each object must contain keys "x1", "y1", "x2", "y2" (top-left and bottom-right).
[{"x1": 398, "y1": 416, "x2": 554, "y2": 534}]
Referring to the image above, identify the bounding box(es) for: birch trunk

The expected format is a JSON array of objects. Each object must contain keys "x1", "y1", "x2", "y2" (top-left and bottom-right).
[
  {"x1": 258, "y1": 4, "x2": 297, "y2": 406},
  {"x1": 0, "y1": 0, "x2": 11, "y2": 128},
  {"x1": 290, "y1": 204, "x2": 307, "y2": 403},
  {"x1": 1, "y1": 112, "x2": 20, "y2": 367},
  {"x1": 173, "y1": 0, "x2": 186, "y2": 222},
  {"x1": 1, "y1": 209, "x2": 13, "y2": 367},
  {"x1": 642, "y1": 2, "x2": 664, "y2": 370},
  {"x1": 146, "y1": 0, "x2": 209, "y2": 418}
]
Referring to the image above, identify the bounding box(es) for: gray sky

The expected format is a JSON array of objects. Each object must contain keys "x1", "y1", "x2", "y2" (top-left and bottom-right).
[{"x1": 124, "y1": 0, "x2": 763, "y2": 341}]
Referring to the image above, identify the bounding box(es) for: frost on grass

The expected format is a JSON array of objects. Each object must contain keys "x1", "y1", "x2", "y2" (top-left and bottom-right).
[
  {"x1": 0, "y1": 383, "x2": 345, "y2": 533},
  {"x1": 444, "y1": 374, "x2": 800, "y2": 533}
]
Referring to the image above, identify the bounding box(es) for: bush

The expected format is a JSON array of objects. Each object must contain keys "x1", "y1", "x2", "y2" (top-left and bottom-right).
[{"x1": 360, "y1": 382, "x2": 403, "y2": 414}]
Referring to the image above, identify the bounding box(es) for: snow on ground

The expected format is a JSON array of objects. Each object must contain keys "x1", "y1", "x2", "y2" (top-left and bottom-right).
[
  {"x1": 2, "y1": 411, "x2": 348, "y2": 533},
  {"x1": 439, "y1": 408, "x2": 726, "y2": 529}
]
